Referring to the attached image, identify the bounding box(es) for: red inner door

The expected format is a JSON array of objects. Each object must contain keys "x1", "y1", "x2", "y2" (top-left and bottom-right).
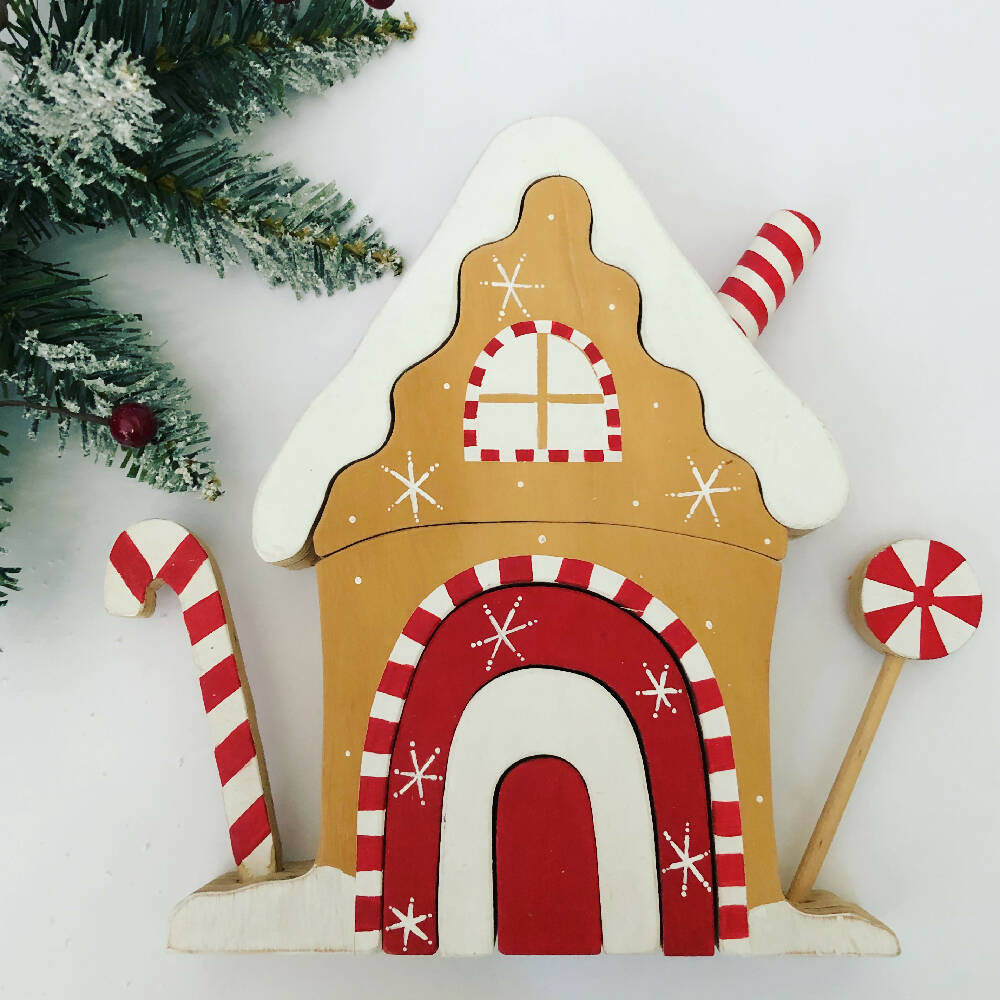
[{"x1": 495, "y1": 756, "x2": 602, "y2": 955}]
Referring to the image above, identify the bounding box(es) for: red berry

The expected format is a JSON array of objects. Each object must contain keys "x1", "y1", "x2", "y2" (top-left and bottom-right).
[
  {"x1": 363, "y1": 0, "x2": 395, "y2": 8},
  {"x1": 109, "y1": 402, "x2": 157, "y2": 448}
]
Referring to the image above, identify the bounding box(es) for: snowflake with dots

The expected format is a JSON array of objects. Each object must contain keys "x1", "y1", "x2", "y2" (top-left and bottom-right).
[
  {"x1": 380, "y1": 450, "x2": 443, "y2": 523},
  {"x1": 479, "y1": 253, "x2": 545, "y2": 322},
  {"x1": 393, "y1": 741, "x2": 442, "y2": 805},
  {"x1": 469, "y1": 595, "x2": 540, "y2": 670},
  {"x1": 661, "y1": 823, "x2": 712, "y2": 898},
  {"x1": 635, "y1": 662, "x2": 682, "y2": 719},
  {"x1": 385, "y1": 897, "x2": 433, "y2": 952},
  {"x1": 666, "y1": 456, "x2": 742, "y2": 527}
]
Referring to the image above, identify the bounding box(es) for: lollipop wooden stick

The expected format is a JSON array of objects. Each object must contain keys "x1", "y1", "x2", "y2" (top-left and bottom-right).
[{"x1": 787, "y1": 539, "x2": 981, "y2": 904}]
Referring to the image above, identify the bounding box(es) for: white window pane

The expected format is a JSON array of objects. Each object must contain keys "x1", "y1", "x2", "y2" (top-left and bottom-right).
[
  {"x1": 546, "y1": 403, "x2": 608, "y2": 450},
  {"x1": 479, "y1": 334, "x2": 537, "y2": 394},
  {"x1": 547, "y1": 336, "x2": 601, "y2": 394},
  {"x1": 476, "y1": 401, "x2": 539, "y2": 450}
]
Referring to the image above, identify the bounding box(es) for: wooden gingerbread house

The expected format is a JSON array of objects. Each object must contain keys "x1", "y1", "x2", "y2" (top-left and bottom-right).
[{"x1": 171, "y1": 118, "x2": 899, "y2": 957}]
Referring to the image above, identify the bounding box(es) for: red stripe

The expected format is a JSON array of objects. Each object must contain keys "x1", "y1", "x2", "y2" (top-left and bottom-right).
[
  {"x1": 356, "y1": 835, "x2": 383, "y2": 872},
  {"x1": 719, "y1": 276, "x2": 769, "y2": 333},
  {"x1": 712, "y1": 800, "x2": 742, "y2": 837},
  {"x1": 363, "y1": 717, "x2": 398, "y2": 755},
  {"x1": 515, "y1": 448, "x2": 535, "y2": 462},
  {"x1": 464, "y1": 429, "x2": 477, "y2": 447},
  {"x1": 402, "y1": 607, "x2": 439, "y2": 645},
  {"x1": 583, "y1": 342, "x2": 601, "y2": 363},
  {"x1": 229, "y1": 796, "x2": 270, "y2": 865},
  {"x1": 446, "y1": 567, "x2": 482, "y2": 606},
  {"x1": 556, "y1": 558, "x2": 594, "y2": 588},
  {"x1": 759, "y1": 222, "x2": 805, "y2": 279},
  {"x1": 605, "y1": 408, "x2": 620, "y2": 428},
  {"x1": 157, "y1": 533, "x2": 208, "y2": 595},
  {"x1": 718, "y1": 905, "x2": 749, "y2": 939},
  {"x1": 919, "y1": 606, "x2": 947, "y2": 659},
  {"x1": 607, "y1": 435, "x2": 622, "y2": 451},
  {"x1": 109, "y1": 533, "x2": 152, "y2": 603},
  {"x1": 864, "y1": 602, "x2": 916, "y2": 646},
  {"x1": 716, "y1": 852, "x2": 746, "y2": 887},
  {"x1": 661, "y1": 618, "x2": 696, "y2": 657},
  {"x1": 614, "y1": 578, "x2": 652, "y2": 614},
  {"x1": 499, "y1": 555, "x2": 532, "y2": 584},
  {"x1": 933, "y1": 593, "x2": 982, "y2": 627},
  {"x1": 480, "y1": 449, "x2": 500, "y2": 461},
  {"x1": 511, "y1": 321, "x2": 536, "y2": 336},
  {"x1": 583, "y1": 450, "x2": 605, "y2": 462},
  {"x1": 691, "y1": 677, "x2": 723, "y2": 714},
  {"x1": 355, "y1": 895, "x2": 381, "y2": 930},
  {"x1": 358, "y1": 776, "x2": 388, "y2": 810},
  {"x1": 215, "y1": 719, "x2": 256, "y2": 785},
  {"x1": 704, "y1": 736, "x2": 735, "y2": 773},
  {"x1": 788, "y1": 209, "x2": 821, "y2": 250},
  {"x1": 925, "y1": 540, "x2": 965, "y2": 591},
  {"x1": 183, "y1": 592, "x2": 227, "y2": 645},
  {"x1": 483, "y1": 337, "x2": 505, "y2": 357},
  {"x1": 550, "y1": 321, "x2": 573, "y2": 340},
  {"x1": 738, "y1": 249, "x2": 786, "y2": 305},
  {"x1": 199, "y1": 654, "x2": 241, "y2": 712},
  {"x1": 599, "y1": 374, "x2": 615, "y2": 394},
  {"x1": 866, "y1": 545, "x2": 918, "y2": 591},
  {"x1": 468, "y1": 366, "x2": 486, "y2": 387},
  {"x1": 548, "y1": 449, "x2": 569, "y2": 462},
  {"x1": 378, "y1": 661, "x2": 414, "y2": 700},
  {"x1": 463, "y1": 400, "x2": 478, "y2": 419}
]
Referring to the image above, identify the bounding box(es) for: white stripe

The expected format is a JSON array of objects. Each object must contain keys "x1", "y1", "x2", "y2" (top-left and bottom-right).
[
  {"x1": 388, "y1": 633, "x2": 424, "y2": 667},
  {"x1": 357, "y1": 810, "x2": 385, "y2": 836},
  {"x1": 592, "y1": 359, "x2": 611, "y2": 379},
  {"x1": 464, "y1": 447, "x2": 480, "y2": 461},
  {"x1": 569, "y1": 329, "x2": 589, "y2": 350},
  {"x1": 239, "y1": 834, "x2": 275, "y2": 877},
  {"x1": 885, "y1": 605, "x2": 922, "y2": 658},
  {"x1": 370, "y1": 691, "x2": 405, "y2": 724},
  {"x1": 466, "y1": 384, "x2": 481, "y2": 401},
  {"x1": 748, "y1": 235, "x2": 795, "y2": 290},
  {"x1": 530, "y1": 554, "x2": 564, "y2": 582},
  {"x1": 588, "y1": 565, "x2": 625, "y2": 599},
  {"x1": 717, "y1": 884, "x2": 748, "y2": 907},
  {"x1": 717, "y1": 293, "x2": 762, "y2": 340},
  {"x1": 206, "y1": 689, "x2": 250, "y2": 747},
  {"x1": 928, "y1": 604, "x2": 977, "y2": 654},
  {"x1": 680, "y1": 644, "x2": 714, "y2": 684},
  {"x1": 176, "y1": 559, "x2": 217, "y2": 609},
  {"x1": 421, "y1": 584, "x2": 455, "y2": 621},
  {"x1": 354, "y1": 929, "x2": 381, "y2": 952},
  {"x1": 720, "y1": 936, "x2": 752, "y2": 953},
  {"x1": 474, "y1": 559, "x2": 501, "y2": 590},
  {"x1": 354, "y1": 869, "x2": 383, "y2": 897},
  {"x1": 606, "y1": 451, "x2": 623, "y2": 462},
  {"x1": 709, "y1": 767, "x2": 739, "y2": 801},
  {"x1": 641, "y1": 598, "x2": 676, "y2": 633},
  {"x1": 604, "y1": 393, "x2": 619, "y2": 409},
  {"x1": 533, "y1": 319, "x2": 552, "y2": 333},
  {"x1": 191, "y1": 624, "x2": 234, "y2": 674},
  {"x1": 893, "y1": 539, "x2": 930, "y2": 590},
  {"x1": 222, "y1": 760, "x2": 265, "y2": 823},
  {"x1": 360, "y1": 752, "x2": 391, "y2": 778},
  {"x1": 861, "y1": 579, "x2": 915, "y2": 614},
  {"x1": 127, "y1": 524, "x2": 188, "y2": 580},
  {"x1": 931, "y1": 559, "x2": 978, "y2": 598},
  {"x1": 714, "y1": 834, "x2": 744, "y2": 855},
  {"x1": 771, "y1": 210, "x2": 817, "y2": 261},
  {"x1": 730, "y1": 262, "x2": 778, "y2": 315},
  {"x1": 698, "y1": 705, "x2": 731, "y2": 740}
]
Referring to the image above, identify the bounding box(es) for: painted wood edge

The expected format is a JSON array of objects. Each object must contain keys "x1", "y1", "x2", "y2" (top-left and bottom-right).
[{"x1": 252, "y1": 116, "x2": 848, "y2": 565}]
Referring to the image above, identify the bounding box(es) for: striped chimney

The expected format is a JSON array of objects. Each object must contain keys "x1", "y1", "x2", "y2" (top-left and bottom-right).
[{"x1": 717, "y1": 210, "x2": 821, "y2": 340}]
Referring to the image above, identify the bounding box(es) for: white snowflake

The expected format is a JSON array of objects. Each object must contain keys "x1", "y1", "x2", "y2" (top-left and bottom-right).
[
  {"x1": 479, "y1": 252, "x2": 545, "y2": 321},
  {"x1": 393, "y1": 741, "x2": 442, "y2": 805},
  {"x1": 385, "y1": 897, "x2": 433, "y2": 952},
  {"x1": 661, "y1": 822, "x2": 712, "y2": 898},
  {"x1": 380, "y1": 450, "x2": 443, "y2": 523},
  {"x1": 666, "y1": 456, "x2": 742, "y2": 527},
  {"x1": 469, "y1": 594, "x2": 539, "y2": 670},
  {"x1": 635, "y1": 661, "x2": 682, "y2": 719}
]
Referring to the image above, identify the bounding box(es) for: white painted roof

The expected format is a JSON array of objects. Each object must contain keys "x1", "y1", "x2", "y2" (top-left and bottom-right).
[{"x1": 253, "y1": 117, "x2": 848, "y2": 565}]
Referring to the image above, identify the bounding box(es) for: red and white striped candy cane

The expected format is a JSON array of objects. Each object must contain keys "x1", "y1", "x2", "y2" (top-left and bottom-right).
[
  {"x1": 718, "y1": 209, "x2": 822, "y2": 340},
  {"x1": 104, "y1": 519, "x2": 281, "y2": 880}
]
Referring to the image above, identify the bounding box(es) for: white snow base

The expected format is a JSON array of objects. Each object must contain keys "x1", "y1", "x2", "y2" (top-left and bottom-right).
[{"x1": 168, "y1": 863, "x2": 356, "y2": 953}]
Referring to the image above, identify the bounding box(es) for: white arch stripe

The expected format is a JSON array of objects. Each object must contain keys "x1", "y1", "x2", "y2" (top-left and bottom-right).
[{"x1": 437, "y1": 669, "x2": 661, "y2": 956}]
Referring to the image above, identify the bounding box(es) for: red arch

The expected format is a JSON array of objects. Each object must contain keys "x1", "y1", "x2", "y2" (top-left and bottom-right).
[{"x1": 380, "y1": 585, "x2": 715, "y2": 955}]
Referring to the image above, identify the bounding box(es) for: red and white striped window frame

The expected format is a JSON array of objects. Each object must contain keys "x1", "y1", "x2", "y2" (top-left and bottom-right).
[{"x1": 463, "y1": 320, "x2": 622, "y2": 463}]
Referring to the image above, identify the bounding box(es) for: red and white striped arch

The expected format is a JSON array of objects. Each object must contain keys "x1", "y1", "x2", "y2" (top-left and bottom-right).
[
  {"x1": 463, "y1": 320, "x2": 622, "y2": 463},
  {"x1": 717, "y1": 210, "x2": 821, "y2": 340},
  {"x1": 353, "y1": 555, "x2": 749, "y2": 954}
]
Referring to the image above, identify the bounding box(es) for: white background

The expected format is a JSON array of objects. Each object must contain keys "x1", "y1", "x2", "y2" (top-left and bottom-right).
[{"x1": 3, "y1": 1, "x2": 998, "y2": 996}]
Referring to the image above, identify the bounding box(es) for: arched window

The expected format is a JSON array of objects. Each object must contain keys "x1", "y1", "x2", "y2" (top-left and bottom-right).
[{"x1": 464, "y1": 321, "x2": 621, "y2": 463}]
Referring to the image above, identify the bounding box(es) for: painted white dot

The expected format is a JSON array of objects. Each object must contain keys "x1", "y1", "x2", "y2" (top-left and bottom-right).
[
  {"x1": 632, "y1": 499, "x2": 640, "y2": 507},
  {"x1": 354, "y1": 576, "x2": 363, "y2": 585},
  {"x1": 547, "y1": 213, "x2": 555, "y2": 221},
  {"x1": 705, "y1": 620, "x2": 713, "y2": 630},
  {"x1": 443, "y1": 382, "x2": 450, "y2": 390},
  {"x1": 344, "y1": 750, "x2": 351, "y2": 757},
  {"x1": 652, "y1": 401, "x2": 659, "y2": 409},
  {"x1": 764, "y1": 537, "x2": 772, "y2": 545},
  {"x1": 516, "y1": 481, "x2": 524, "y2": 488},
  {"x1": 538, "y1": 534, "x2": 547, "y2": 544},
  {"x1": 348, "y1": 515, "x2": 357, "y2": 524},
  {"x1": 756, "y1": 795, "x2": 764, "y2": 804},
  {"x1": 608, "y1": 303, "x2": 616, "y2": 311}
]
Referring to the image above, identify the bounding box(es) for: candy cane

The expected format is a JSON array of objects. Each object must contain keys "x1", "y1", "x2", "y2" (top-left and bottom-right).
[
  {"x1": 104, "y1": 519, "x2": 281, "y2": 880},
  {"x1": 717, "y1": 209, "x2": 822, "y2": 340}
]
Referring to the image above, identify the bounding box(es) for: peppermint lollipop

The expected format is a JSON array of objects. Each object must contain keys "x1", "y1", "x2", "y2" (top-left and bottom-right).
[{"x1": 788, "y1": 539, "x2": 982, "y2": 904}]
